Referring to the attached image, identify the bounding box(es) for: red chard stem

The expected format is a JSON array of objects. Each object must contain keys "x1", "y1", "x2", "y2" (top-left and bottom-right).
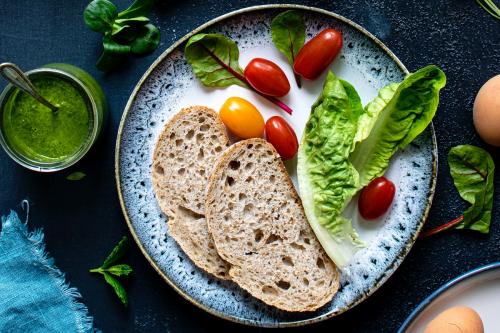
[{"x1": 419, "y1": 215, "x2": 464, "y2": 239}]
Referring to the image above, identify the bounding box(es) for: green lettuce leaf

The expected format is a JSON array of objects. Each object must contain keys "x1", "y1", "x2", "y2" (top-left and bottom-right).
[
  {"x1": 351, "y1": 65, "x2": 446, "y2": 187},
  {"x1": 448, "y1": 145, "x2": 494, "y2": 233},
  {"x1": 184, "y1": 33, "x2": 246, "y2": 88},
  {"x1": 298, "y1": 72, "x2": 365, "y2": 266},
  {"x1": 298, "y1": 66, "x2": 446, "y2": 267}
]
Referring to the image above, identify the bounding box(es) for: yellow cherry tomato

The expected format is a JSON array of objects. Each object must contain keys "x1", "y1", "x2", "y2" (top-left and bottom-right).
[{"x1": 219, "y1": 97, "x2": 265, "y2": 139}]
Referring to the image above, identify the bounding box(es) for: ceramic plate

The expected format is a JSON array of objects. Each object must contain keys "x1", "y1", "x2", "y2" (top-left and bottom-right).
[
  {"x1": 115, "y1": 5, "x2": 437, "y2": 327},
  {"x1": 399, "y1": 263, "x2": 500, "y2": 332}
]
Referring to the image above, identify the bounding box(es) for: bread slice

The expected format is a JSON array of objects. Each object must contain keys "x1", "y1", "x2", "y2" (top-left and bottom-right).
[
  {"x1": 152, "y1": 106, "x2": 230, "y2": 279},
  {"x1": 206, "y1": 138, "x2": 339, "y2": 311}
]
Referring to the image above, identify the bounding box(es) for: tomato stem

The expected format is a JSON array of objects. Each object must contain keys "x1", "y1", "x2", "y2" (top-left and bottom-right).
[
  {"x1": 200, "y1": 45, "x2": 293, "y2": 115},
  {"x1": 294, "y1": 73, "x2": 302, "y2": 88},
  {"x1": 419, "y1": 215, "x2": 464, "y2": 239}
]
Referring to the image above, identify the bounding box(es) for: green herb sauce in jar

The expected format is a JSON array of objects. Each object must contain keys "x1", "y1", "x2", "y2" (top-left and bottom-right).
[{"x1": 2, "y1": 76, "x2": 90, "y2": 162}]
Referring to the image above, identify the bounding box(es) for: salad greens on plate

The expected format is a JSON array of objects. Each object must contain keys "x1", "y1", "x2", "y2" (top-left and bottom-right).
[{"x1": 298, "y1": 65, "x2": 446, "y2": 267}]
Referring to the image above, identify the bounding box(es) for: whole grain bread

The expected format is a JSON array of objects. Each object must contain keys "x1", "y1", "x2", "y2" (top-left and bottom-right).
[
  {"x1": 152, "y1": 106, "x2": 230, "y2": 279},
  {"x1": 205, "y1": 138, "x2": 339, "y2": 311}
]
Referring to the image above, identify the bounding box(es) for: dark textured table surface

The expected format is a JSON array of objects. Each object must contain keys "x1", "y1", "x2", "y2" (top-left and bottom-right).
[{"x1": 0, "y1": 1, "x2": 499, "y2": 332}]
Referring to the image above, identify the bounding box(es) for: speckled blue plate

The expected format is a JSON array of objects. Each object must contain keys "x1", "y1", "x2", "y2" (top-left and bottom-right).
[{"x1": 115, "y1": 5, "x2": 437, "y2": 327}]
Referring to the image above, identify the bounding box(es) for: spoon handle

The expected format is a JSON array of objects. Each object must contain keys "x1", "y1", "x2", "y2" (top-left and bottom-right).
[{"x1": 0, "y1": 63, "x2": 58, "y2": 112}]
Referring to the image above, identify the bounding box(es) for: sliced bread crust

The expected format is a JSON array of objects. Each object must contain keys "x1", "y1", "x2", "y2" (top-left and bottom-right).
[
  {"x1": 206, "y1": 138, "x2": 339, "y2": 311},
  {"x1": 152, "y1": 106, "x2": 230, "y2": 279}
]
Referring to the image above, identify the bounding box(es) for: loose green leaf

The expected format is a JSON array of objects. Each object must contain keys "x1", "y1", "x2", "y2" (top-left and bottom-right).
[
  {"x1": 66, "y1": 172, "x2": 86, "y2": 181},
  {"x1": 350, "y1": 65, "x2": 447, "y2": 187},
  {"x1": 102, "y1": 34, "x2": 132, "y2": 54},
  {"x1": 448, "y1": 145, "x2": 494, "y2": 233},
  {"x1": 185, "y1": 33, "x2": 246, "y2": 88},
  {"x1": 130, "y1": 23, "x2": 161, "y2": 54},
  {"x1": 106, "y1": 264, "x2": 133, "y2": 277},
  {"x1": 271, "y1": 10, "x2": 305, "y2": 65},
  {"x1": 103, "y1": 273, "x2": 128, "y2": 306},
  {"x1": 84, "y1": 0, "x2": 118, "y2": 33},
  {"x1": 112, "y1": 16, "x2": 149, "y2": 35},
  {"x1": 117, "y1": 0, "x2": 155, "y2": 19},
  {"x1": 102, "y1": 236, "x2": 128, "y2": 268},
  {"x1": 476, "y1": 0, "x2": 500, "y2": 19},
  {"x1": 298, "y1": 72, "x2": 365, "y2": 267}
]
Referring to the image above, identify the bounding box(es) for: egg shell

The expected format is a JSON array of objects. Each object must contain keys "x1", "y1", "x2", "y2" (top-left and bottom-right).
[
  {"x1": 473, "y1": 74, "x2": 500, "y2": 146},
  {"x1": 424, "y1": 306, "x2": 484, "y2": 333}
]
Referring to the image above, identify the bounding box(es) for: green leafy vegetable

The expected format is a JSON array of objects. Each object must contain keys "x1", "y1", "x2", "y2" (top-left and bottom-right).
[
  {"x1": 351, "y1": 65, "x2": 446, "y2": 187},
  {"x1": 476, "y1": 0, "x2": 500, "y2": 19},
  {"x1": 185, "y1": 33, "x2": 246, "y2": 88},
  {"x1": 102, "y1": 236, "x2": 128, "y2": 268},
  {"x1": 271, "y1": 10, "x2": 305, "y2": 87},
  {"x1": 298, "y1": 66, "x2": 446, "y2": 267},
  {"x1": 90, "y1": 236, "x2": 132, "y2": 306},
  {"x1": 83, "y1": 0, "x2": 160, "y2": 71},
  {"x1": 421, "y1": 145, "x2": 495, "y2": 237},
  {"x1": 84, "y1": 0, "x2": 117, "y2": 33},
  {"x1": 103, "y1": 273, "x2": 128, "y2": 306},
  {"x1": 66, "y1": 172, "x2": 86, "y2": 181},
  {"x1": 185, "y1": 33, "x2": 293, "y2": 114}
]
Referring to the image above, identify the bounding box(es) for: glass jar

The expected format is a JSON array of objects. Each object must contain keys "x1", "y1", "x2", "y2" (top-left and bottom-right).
[{"x1": 0, "y1": 63, "x2": 107, "y2": 172}]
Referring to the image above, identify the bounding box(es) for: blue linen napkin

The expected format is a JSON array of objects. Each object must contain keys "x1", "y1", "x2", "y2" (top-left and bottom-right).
[{"x1": 0, "y1": 203, "x2": 95, "y2": 333}]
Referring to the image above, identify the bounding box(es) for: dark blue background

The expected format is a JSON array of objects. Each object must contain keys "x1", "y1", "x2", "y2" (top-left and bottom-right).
[{"x1": 1, "y1": 1, "x2": 499, "y2": 332}]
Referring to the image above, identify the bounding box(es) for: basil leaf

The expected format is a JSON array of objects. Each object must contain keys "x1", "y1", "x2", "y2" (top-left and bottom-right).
[
  {"x1": 103, "y1": 272, "x2": 128, "y2": 306},
  {"x1": 130, "y1": 23, "x2": 160, "y2": 54},
  {"x1": 102, "y1": 236, "x2": 128, "y2": 268},
  {"x1": 106, "y1": 264, "x2": 133, "y2": 277},
  {"x1": 185, "y1": 33, "x2": 246, "y2": 88},
  {"x1": 66, "y1": 172, "x2": 86, "y2": 181},
  {"x1": 271, "y1": 10, "x2": 305, "y2": 65},
  {"x1": 448, "y1": 145, "x2": 494, "y2": 233},
  {"x1": 84, "y1": 0, "x2": 117, "y2": 33},
  {"x1": 117, "y1": 0, "x2": 155, "y2": 19}
]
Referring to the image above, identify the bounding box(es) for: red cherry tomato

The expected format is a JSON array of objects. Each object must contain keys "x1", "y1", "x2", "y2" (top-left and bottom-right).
[
  {"x1": 244, "y1": 58, "x2": 290, "y2": 97},
  {"x1": 358, "y1": 177, "x2": 396, "y2": 220},
  {"x1": 265, "y1": 116, "x2": 298, "y2": 160},
  {"x1": 293, "y1": 28, "x2": 343, "y2": 80}
]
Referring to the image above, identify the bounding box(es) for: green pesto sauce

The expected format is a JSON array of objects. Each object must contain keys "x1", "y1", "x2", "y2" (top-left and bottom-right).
[{"x1": 3, "y1": 76, "x2": 90, "y2": 162}]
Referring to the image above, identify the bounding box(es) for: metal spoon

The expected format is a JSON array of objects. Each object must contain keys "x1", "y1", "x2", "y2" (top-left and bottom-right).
[{"x1": 0, "y1": 62, "x2": 58, "y2": 113}]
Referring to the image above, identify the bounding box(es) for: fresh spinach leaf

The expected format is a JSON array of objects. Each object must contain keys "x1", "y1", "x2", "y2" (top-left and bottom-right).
[
  {"x1": 66, "y1": 172, "x2": 86, "y2": 181},
  {"x1": 102, "y1": 34, "x2": 131, "y2": 54},
  {"x1": 102, "y1": 236, "x2": 128, "y2": 268},
  {"x1": 185, "y1": 33, "x2": 247, "y2": 88},
  {"x1": 271, "y1": 10, "x2": 305, "y2": 66},
  {"x1": 130, "y1": 23, "x2": 161, "y2": 54},
  {"x1": 103, "y1": 273, "x2": 128, "y2": 306},
  {"x1": 117, "y1": 0, "x2": 155, "y2": 19},
  {"x1": 84, "y1": 0, "x2": 118, "y2": 33},
  {"x1": 448, "y1": 145, "x2": 494, "y2": 233}
]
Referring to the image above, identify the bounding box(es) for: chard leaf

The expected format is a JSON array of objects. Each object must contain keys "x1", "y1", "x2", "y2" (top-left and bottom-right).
[
  {"x1": 130, "y1": 23, "x2": 161, "y2": 54},
  {"x1": 448, "y1": 145, "x2": 494, "y2": 233},
  {"x1": 117, "y1": 0, "x2": 155, "y2": 19},
  {"x1": 84, "y1": 0, "x2": 117, "y2": 33},
  {"x1": 66, "y1": 172, "x2": 86, "y2": 181},
  {"x1": 351, "y1": 65, "x2": 446, "y2": 187},
  {"x1": 298, "y1": 71, "x2": 365, "y2": 267},
  {"x1": 184, "y1": 33, "x2": 246, "y2": 88},
  {"x1": 102, "y1": 236, "x2": 128, "y2": 268},
  {"x1": 271, "y1": 10, "x2": 305, "y2": 65},
  {"x1": 103, "y1": 273, "x2": 128, "y2": 306}
]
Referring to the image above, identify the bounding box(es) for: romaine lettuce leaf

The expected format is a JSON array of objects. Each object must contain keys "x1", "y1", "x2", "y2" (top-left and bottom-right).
[
  {"x1": 298, "y1": 66, "x2": 446, "y2": 268},
  {"x1": 351, "y1": 65, "x2": 446, "y2": 187},
  {"x1": 297, "y1": 72, "x2": 365, "y2": 266}
]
